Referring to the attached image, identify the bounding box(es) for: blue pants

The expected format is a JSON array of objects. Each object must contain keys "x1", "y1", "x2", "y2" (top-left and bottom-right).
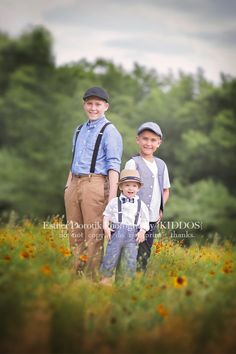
[{"x1": 100, "y1": 224, "x2": 138, "y2": 278}]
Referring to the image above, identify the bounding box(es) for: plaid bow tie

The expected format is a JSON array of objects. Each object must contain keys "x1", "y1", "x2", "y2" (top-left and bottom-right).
[{"x1": 121, "y1": 197, "x2": 135, "y2": 204}]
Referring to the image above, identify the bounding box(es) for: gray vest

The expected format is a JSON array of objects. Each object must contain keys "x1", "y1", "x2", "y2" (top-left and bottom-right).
[{"x1": 132, "y1": 155, "x2": 165, "y2": 212}]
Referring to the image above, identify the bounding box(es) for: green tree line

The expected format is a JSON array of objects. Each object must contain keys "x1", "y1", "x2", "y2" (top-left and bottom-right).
[{"x1": 0, "y1": 26, "x2": 236, "y2": 236}]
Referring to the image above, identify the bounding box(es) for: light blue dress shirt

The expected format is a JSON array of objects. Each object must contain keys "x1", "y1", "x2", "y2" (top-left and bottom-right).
[{"x1": 71, "y1": 116, "x2": 123, "y2": 175}]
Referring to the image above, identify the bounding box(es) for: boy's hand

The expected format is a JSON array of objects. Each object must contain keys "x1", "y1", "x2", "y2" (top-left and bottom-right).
[
  {"x1": 104, "y1": 226, "x2": 113, "y2": 240},
  {"x1": 136, "y1": 229, "x2": 146, "y2": 244},
  {"x1": 157, "y1": 210, "x2": 163, "y2": 224}
]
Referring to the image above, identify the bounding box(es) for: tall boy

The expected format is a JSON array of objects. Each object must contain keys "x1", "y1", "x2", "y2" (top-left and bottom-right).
[
  {"x1": 125, "y1": 122, "x2": 170, "y2": 271},
  {"x1": 64, "y1": 87, "x2": 123, "y2": 278}
]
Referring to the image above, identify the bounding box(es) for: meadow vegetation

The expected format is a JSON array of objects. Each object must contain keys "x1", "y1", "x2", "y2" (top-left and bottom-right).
[{"x1": 0, "y1": 218, "x2": 235, "y2": 354}]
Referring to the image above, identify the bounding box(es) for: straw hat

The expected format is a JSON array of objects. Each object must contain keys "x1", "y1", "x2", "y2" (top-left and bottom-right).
[{"x1": 118, "y1": 169, "x2": 143, "y2": 186}]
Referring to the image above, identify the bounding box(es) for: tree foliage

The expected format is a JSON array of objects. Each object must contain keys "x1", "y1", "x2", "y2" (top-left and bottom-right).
[{"x1": 0, "y1": 26, "x2": 236, "y2": 235}]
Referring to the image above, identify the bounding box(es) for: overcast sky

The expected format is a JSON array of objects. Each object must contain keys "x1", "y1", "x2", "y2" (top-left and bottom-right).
[{"x1": 1, "y1": 0, "x2": 236, "y2": 82}]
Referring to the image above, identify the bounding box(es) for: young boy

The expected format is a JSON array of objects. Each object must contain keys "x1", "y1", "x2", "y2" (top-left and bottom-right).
[
  {"x1": 125, "y1": 122, "x2": 170, "y2": 271},
  {"x1": 100, "y1": 169, "x2": 149, "y2": 285},
  {"x1": 64, "y1": 87, "x2": 123, "y2": 278}
]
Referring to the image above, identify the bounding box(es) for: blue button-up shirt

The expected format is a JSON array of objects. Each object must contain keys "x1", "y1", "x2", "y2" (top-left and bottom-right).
[{"x1": 71, "y1": 116, "x2": 123, "y2": 175}]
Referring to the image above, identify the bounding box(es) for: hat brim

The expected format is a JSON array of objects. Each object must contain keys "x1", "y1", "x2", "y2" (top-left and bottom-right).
[
  {"x1": 118, "y1": 177, "x2": 143, "y2": 187},
  {"x1": 83, "y1": 95, "x2": 108, "y2": 102},
  {"x1": 138, "y1": 128, "x2": 162, "y2": 138}
]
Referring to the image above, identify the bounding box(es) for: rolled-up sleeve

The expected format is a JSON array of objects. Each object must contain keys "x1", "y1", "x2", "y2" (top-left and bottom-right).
[{"x1": 104, "y1": 125, "x2": 123, "y2": 173}]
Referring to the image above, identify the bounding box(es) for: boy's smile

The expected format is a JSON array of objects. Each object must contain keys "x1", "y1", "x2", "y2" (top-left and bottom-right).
[
  {"x1": 136, "y1": 130, "x2": 162, "y2": 160},
  {"x1": 83, "y1": 97, "x2": 109, "y2": 120},
  {"x1": 119, "y1": 182, "x2": 140, "y2": 198}
]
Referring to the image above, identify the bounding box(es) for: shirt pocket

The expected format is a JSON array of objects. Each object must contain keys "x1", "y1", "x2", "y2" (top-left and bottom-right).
[{"x1": 86, "y1": 137, "x2": 96, "y2": 150}]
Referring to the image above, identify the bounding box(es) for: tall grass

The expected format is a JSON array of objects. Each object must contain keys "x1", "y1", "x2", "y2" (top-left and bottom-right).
[{"x1": 0, "y1": 218, "x2": 235, "y2": 354}]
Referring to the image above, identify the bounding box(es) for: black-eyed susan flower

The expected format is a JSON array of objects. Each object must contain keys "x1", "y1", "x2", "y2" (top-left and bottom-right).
[
  {"x1": 174, "y1": 276, "x2": 187, "y2": 288},
  {"x1": 59, "y1": 246, "x2": 71, "y2": 257},
  {"x1": 3, "y1": 255, "x2": 11, "y2": 261},
  {"x1": 154, "y1": 241, "x2": 163, "y2": 254},
  {"x1": 222, "y1": 266, "x2": 233, "y2": 274},
  {"x1": 62, "y1": 249, "x2": 71, "y2": 257},
  {"x1": 19, "y1": 251, "x2": 30, "y2": 259},
  {"x1": 79, "y1": 254, "x2": 88, "y2": 262}
]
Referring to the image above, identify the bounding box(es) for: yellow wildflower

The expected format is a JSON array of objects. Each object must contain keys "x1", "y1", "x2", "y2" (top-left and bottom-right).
[
  {"x1": 156, "y1": 304, "x2": 168, "y2": 318},
  {"x1": 174, "y1": 276, "x2": 187, "y2": 288},
  {"x1": 40, "y1": 265, "x2": 52, "y2": 276},
  {"x1": 222, "y1": 266, "x2": 233, "y2": 274},
  {"x1": 59, "y1": 246, "x2": 71, "y2": 257},
  {"x1": 3, "y1": 255, "x2": 11, "y2": 261},
  {"x1": 79, "y1": 254, "x2": 88, "y2": 262},
  {"x1": 19, "y1": 251, "x2": 30, "y2": 259}
]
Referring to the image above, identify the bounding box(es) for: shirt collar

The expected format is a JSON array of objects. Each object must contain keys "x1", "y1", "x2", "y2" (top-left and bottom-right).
[
  {"x1": 87, "y1": 116, "x2": 106, "y2": 128},
  {"x1": 119, "y1": 193, "x2": 139, "y2": 201}
]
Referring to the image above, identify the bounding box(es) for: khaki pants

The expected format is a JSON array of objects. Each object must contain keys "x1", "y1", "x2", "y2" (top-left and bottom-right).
[{"x1": 64, "y1": 174, "x2": 109, "y2": 277}]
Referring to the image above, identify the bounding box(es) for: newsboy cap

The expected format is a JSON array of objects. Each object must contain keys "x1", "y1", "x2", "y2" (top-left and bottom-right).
[
  {"x1": 83, "y1": 87, "x2": 109, "y2": 102},
  {"x1": 137, "y1": 122, "x2": 163, "y2": 138},
  {"x1": 118, "y1": 169, "x2": 143, "y2": 186}
]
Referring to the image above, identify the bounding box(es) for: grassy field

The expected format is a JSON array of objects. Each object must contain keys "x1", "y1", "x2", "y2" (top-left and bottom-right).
[{"x1": 0, "y1": 218, "x2": 236, "y2": 354}]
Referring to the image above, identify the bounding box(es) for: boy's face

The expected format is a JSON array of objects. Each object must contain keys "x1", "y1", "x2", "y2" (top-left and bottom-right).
[
  {"x1": 136, "y1": 130, "x2": 162, "y2": 158},
  {"x1": 119, "y1": 181, "x2": 140, "y2": 198},
  {"x1": 83, "y1": 96, "x2": 109, "y2": 120}
]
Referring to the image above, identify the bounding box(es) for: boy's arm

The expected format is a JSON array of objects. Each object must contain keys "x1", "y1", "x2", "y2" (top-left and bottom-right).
[
  {"x1": 136, "y1": 202, "x2": 149, "y2": 243},
  {"x1": 104, "y1": 126, "x2": 122, "y2": 198},
  {"x1": 103, "y1": 215, "x2": 113, "y2": 240},
  {"x1": 64, "y1": 171, "x2": 72, "y2": 190},
  {"x1": 163, "y1": 188, "x2": 170, "y2": 204},
  {"x1": 157, "y1": 188, "x2": 170, "y2": 223},
  {"x1": 108, "y1": 169, "x2": 119, "y2": 201}
]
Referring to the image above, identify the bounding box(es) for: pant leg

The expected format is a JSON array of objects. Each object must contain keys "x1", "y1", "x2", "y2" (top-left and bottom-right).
[
  {"x1": 79, "y1": 176, "x2": 109, "y2": 278},
  {"x1": 100, "y1": 229, "x2": 124, "y2": 277},
  {"x1": 137, "y1": 222, "x2": 157, "y2": 272},
  {"x1": 64, "y1": 176, "x2": 89, "y2": 273},
  {"x1": 64, "y1": 176, "x2": 85, "y2": 256},
  {"x1": 121, "y1": 228, "x2": 138, "y2": 278}
]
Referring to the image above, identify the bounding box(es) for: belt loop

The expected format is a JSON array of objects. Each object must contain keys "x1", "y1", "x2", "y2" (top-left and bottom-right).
[{"x1": 89, "y1": 174, "x2": 91, "y2": 182}]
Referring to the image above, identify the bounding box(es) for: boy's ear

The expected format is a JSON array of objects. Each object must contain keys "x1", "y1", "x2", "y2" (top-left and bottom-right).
[
  {"x1": 157, "y1": 139, "x2": 162, "y2": 147},
  {"x1": 104, "y1": 102, "x2": 109, "y2": 111}
]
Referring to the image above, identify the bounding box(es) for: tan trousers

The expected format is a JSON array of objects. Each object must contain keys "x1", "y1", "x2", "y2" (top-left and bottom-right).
[{"x1": 64, "y1": 174, "x2": 109, "y2": 277}]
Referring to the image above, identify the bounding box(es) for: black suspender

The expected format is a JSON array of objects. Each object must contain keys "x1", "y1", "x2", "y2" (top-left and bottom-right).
[
  {"x1": 70, "y1": 124, "x2": 83, "y2": 170},
  {"x1": 90, "y1": 122, "x2": 111, "y2": 173},
  {"x1": 134, "y1": 199, "x2": 141, "y2": 226},
  {"x1": 70, "y1": 122, "x2": 111, "y2": 173},
  {"x1": 117, "y1": 198, "x2": 141, "y2": 226},
  {"x1": 118, "y1": 198, "x2": 122, "y2": 223}
]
